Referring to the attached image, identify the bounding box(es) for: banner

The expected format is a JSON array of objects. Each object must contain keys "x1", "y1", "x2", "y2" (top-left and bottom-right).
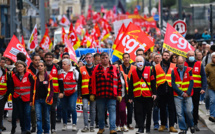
[
  {"x1": 40, "y1": 29, "x2": 52, "y2": 50},
  {"x1": 113, "y1": 22, "x2": 154, "y2": 63},
  {"x1": 163, "y1": 23, "x2": 194, "y2": 57},
  {"x1": 28, "y1": 24, "x2": 38, "y2": 53},
  {"x1": 3, "y1": 35, "x2": 32, "y2": 66},
  {"x1": 113, "y1": 23, "x2": 126, "y2": 49}
]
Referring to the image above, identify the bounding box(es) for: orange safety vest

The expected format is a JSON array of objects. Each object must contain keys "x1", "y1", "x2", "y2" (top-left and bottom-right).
[
  {"x1": 0, "y1": 73, "x2": 7, "y2": 95},
  {"x1": 27, "y1": 68, "x2": 36, "y2": 79},
  {"x1": 63, "y1": 71, "x2": 77, "y2": 96},
  {"x1": 121, "y1": 71, "x2": 129, "y2": 94},
  {"x1": 32, "y1": 75, "x2": 53, "y2": 105},
  {"x1": 184, "y1": 61, "x2": 202, "y2": 88},
  {"x1": 12, "y1": 72, "x2": 31, "y2": 102},
  {"x1": 50, "y1": 65, "x2": 59, "y2": 93},
  {"x1": 173, "y1": 67, "x2": 194, "y2": 96},
  {"x1": 119, "y1": 64, "x2": 136, "y2": 79},
  {"x1": 132, "y1": 67, "x2": 152, "y2": 98},
  {"x1": 155, "y1": 63, "x2": 176, "y2": 88},
  {"x1": 80, "y1": 66, "x2": 92, "y2": 95}
]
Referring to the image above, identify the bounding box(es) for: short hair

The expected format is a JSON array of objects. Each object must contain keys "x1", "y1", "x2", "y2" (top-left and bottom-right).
[
  {"x1": 135, "y1": 55, "x2": 144, "y2": 61},
  {"x1": 136, "y1": 48, "x2": 144, "y2": 55},
  {"x1": 113, "y1": 62, "x2": 119, "y2": 65},
  {"x1": 176, "y1": 56, "x2": 186, "y2": 62},
  {"x1": 38, "y1": 48, "x2": 44, "y2": 52},
  {"x1": 162, "y1": 51, "x2": 170, "y2": 56},
  {"x1": 62, "y1": 59, "x2": 72, "y2": 66},
  {"x1": 31, "y1": 54, "x2": 40, "y2": 60},
  {"x1": 100, "y1": 52, "x2": 109, "y2": 57},
  {"x1": 45, "y1": 52, "x2": 54, "y2": 58},
  {"x1": 94, "y1": 53, "x2": 100, "y2": 58},
  {"x1": 211, "y1": 52, "x2": 215, "y2": 57},
  {"x1": 0, "y1": 57, "x2": 6, "y2": 61},
  {"x1": 17, "y1": 52, "x2": 26, "y2": 62},
  {"x1": 154, "y1": 53, "x2": 161, "y2": 58},
  {"x1": 39, "y1": 60, "x2": 46, "y2": 67},
  {"x1": 85, "y1": 53, "x2": 93, "y2": 57},
  {"x1": 122, "y1": 53, "x2": 130, "y2": 58}
]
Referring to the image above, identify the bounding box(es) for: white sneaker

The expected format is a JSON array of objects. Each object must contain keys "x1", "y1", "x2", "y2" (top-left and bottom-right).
[
  {"x1": 62, "y1": 124, "x2": 67, "y2": 131},
  {"x1": 123, "y1": 125, "x2": 129, "y2": 132},
  {"x1": 199, "y1": 101, "x2": 202, "y2": 104},
  {"x1": 206, "y1": 110, "x2": 210, "y2": 115},
  {"x1": 72, "y1": 124, "x2": 77, "y2": 131},
  {"x1": 201, "y1": 101, "x2": 205, "y2": 105},
  {"x1": 117, "y1": 126, "x2": 121, "y2": 132}
]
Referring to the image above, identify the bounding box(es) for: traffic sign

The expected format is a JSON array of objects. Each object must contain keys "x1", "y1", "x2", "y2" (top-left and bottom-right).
[{"x1": 173, "y1": 20, "x2": 187, "y2": 35}]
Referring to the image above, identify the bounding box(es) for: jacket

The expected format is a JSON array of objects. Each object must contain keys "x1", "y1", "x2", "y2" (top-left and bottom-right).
[{"x1": 205, "y1": 63, "x2": 215, "y2": 90}]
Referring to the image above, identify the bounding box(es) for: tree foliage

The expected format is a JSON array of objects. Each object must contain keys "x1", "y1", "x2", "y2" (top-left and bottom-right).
[{"x1": 163, "y1": 0, "x2": 176, "y2": 8}]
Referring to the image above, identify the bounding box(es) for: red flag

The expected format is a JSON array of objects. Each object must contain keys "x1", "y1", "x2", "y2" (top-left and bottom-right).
[
  {"x1": 81, "y1": 31, "x2": 90, "y2": 47},
  {"x1": 100, "y1": 18, "x2": 112, "y2": 32},
  {"x1": 113, "y1": 22, "x2": 154, "y2": 63},
  {"x1": 163, "y1": 23, "x2": 194, "y2": 57},
  {"x1": 91, "y1": 23, "x2": 100, "y2": 39},
  {"x1": 93, "y1": 12, "x2": 101, "y2": 23},
  {"x1": 100, "y1": 25, "x2": 110, "y2": 41},
  {"x1": 28, "y1": 24, "x2": 38, "y2": 53},
  {"x1": 62, "y1": 27, "x2": 67, "y2": 45},
  {"x1": 65, "y1": 38, "x2": 77, "y2": 63},
  {"x1": 89, "y1": 36, "x2": 99, "y2": 48},
  {"x1": 40, "y1": 29, "x2": 52, "y2": 50},
  {"x1": 75, "y1": 19, "x2": 84, "y2": 35},
  {"x1": 21, "y1": 36, "x2": 25, "y2": 48},
  {"x1": 68, "y1": 23, "x2": 80, "y2": 50},
  {"x1": 134, "y1": 7, "x2": 139, "y2": 14},
  {"x1": 3, "y1": 35, "x2": 31, "y2": 66},
  {"x1": 60, "y1": 15, "x2": 70, "y2": 27},
  {"x1": 112, "y1": 23, "x2": 126, "y2": 49},
  {"x1": 87, "y1": 6, "x2": 92, "y2": 20}
]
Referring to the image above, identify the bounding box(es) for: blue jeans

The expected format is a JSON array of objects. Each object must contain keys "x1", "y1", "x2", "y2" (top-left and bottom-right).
[
  {"x1": 12, "y1": 98, "x2": 31, "y2": 132},
  {"x1": 35, "y1": 99, "x2": 51, "y2": 134},
  {"x1": 174, "y1": 96, "x2": 194, "y2": 130},
  {"x1": 57, "y1": 100, "x2": 71, "y2": 120},
  {"x1": 200, "y1": 93, "x2": 205, "y2": 101},
  {"x1": 153, "y1": 106, "x2": 160, "y2": 128},
  {"x1": 61, "y1": 92, "x2": 77, "y2": 124},
  {"x1": 205, "y1": 88, "x2": 210, "y2": 110},
  {"x1": 96, "y1": 98, "x2": 116, "y2": 130},
  {"x1": 208, "y1": 89, "x2": 215, "y2": 117},
  {"x1": 82, "y1": 98, "x2": 96, "y2": 127}
]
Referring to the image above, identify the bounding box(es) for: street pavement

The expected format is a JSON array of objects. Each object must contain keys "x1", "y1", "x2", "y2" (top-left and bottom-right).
[{"x1": 2, "y1": 110, "x2": 215, "y2": 134}]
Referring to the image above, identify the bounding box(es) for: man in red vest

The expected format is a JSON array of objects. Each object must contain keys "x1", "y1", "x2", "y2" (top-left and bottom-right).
[
  {"x1": 172, "y1": 56, "x2": 195, "y2": 134},
  {"x1": 119, "y1": 53, "x2": 136, "y2": 130},
  {"x1": 44, "y1": 52, "x2": 64, "y2": 134},
  {"x1": 79, "y1": 53, "x2": 96, "y2": 132},
  {"x1": 155, "y1": 51, "x2": 177, "y2": 132},
  {"x1": 184, "y1": 51, "x2": 207, "y2": 131},
  {"x1": 128, "y1": 55, "x2": 157, "y2": 134}
]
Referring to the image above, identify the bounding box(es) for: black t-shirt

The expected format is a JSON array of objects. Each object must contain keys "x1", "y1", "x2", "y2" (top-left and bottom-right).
[{"x1": 36, "y1": 81, "x2": 48, "y2": 100}]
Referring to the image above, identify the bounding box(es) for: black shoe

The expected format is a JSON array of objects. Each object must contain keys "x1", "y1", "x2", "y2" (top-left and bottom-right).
[
  {"x1": 136, "y1": 128, "x2": 144, "y2": 134},
  {"x1": 31, "y1": 127, "x2": 36, "y2": 133},
  {"x1": 190, "y1": 127, "x2": 195, "y2": 133},
  {"x1": 179, "y1": 130, "x2": 186, "y2": 134},
  {"x1": 67, "y1": 119, "x2": 71, "y2": 123},
  {"x1": 135, "y1": 124, "x2": 138, "y2": 128},
  {"x1": 10, "y1": 126, "x2": 16, "y2": 134},
  {"x1": 194, "y1": 125, "x2": 200, "y2": 131},
  {"x1": 56, "y1": 119, "x2": 61, "y2": 123},
  {"x1": 105, "y1": 123, "x2": 109, "y2": 128},
  {"x1": 146, "y1": 128, "x2": 150, "y2": 133},
  {"x1": 95, "y1": 125, "x2": 99, "y2": 128},
  {"x1": 1, "y1": 126, "x2": 6, "y2": 131},
  {"x1": 26, "y1": 130, "x2": 31, "y2": 134},
  {"x1": 209, "y1": 116, "x2": 215, "y2": 122}
]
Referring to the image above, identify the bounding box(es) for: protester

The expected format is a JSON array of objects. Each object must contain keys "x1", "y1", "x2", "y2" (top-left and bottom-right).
[
  {"x1": 30, "y1": 61, "x2": 54, "y2": 134},
  {"x1": 185, "y1": 51, "x2": 207, "y2": 131},
  {"x1": 79, "y1": 53, "x2": 96, "y2": 132},
  {"x1": 44, "y1": 52, "x2": 64, "y2": 134},
  {"x1": 11, "y1": 61, "x2": 34, "y2": 134},
  {"x1": 113, "y1": 62, "x2": 129, "y2": 132},
  {"x1": 171, "y1": 56, "x2": 195, "y2": 134},
  {"x1": 154, "y1": 53, "x2": 161, "y2": 65},
  {"x1": 61, "y1": 59, "x2": 79, "y2": 131},
  {"x1": 202, "y1": 29, "x2": 211, "y2": 40},
  {"x1": 196, "y1": 52, "x2": 203, "y2": 61},
  {"x1": 93, "y1": 53, "x2": 101, "y2": 65},
  {"x1": 155, "y1": 51, "x2": 177, "y2": 132},
  {"x1": 170, "y1": 54, "x2": 177, "y2": 63},
  {"x1": 205, "y1": 52, "x2": 215, "y2": 122},
  {"x1": 90, "y1": 52, "x2": 122, "y2": 134}
]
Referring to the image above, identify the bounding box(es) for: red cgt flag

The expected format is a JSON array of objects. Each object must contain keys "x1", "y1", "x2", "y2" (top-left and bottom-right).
[
  {"x1": 21, "y1": 36, "x2": 25, "y2": 48},
  {"x1": 68, "y1": 23, "x2": 80, "y2": 50},
  {"x1": 4, "y1": 35, "x2": 31, "y2": 66},
  {"x1": 112, "y1": 22, "x2": 155, "y2": 63},
  {"x1": 62, "y1": 27, "x2": 67, "y2": 46},
  {"x1": 112, "y1": 23, "x2": 126, "y2": 49},
  {"x1": 163, "y1": 23, "x2": 194, "y2": 57},
  {"x1": 81, "y1": 30, "x2": 90, "y2": 47},
  {"x1": 91, "y1": 23, "x2": 100, "y2": 39},
  {"x1": 40, "y1": 29, "x2": 52, "y2": 50}
]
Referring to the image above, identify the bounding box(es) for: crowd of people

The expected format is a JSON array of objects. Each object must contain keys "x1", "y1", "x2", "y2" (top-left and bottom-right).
[{"x1": 0, "y1": 38, "x2": 214, "y2": 134}]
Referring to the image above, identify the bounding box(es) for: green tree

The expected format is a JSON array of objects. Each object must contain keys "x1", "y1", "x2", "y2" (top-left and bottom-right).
[{"x1": 163, "y1": 0, "x2": 176, "y2": 8}]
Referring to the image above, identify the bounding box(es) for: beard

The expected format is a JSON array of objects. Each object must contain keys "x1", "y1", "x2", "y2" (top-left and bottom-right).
[{"x1": 162, "y1": 59, "x2": 170, "y2": 64}]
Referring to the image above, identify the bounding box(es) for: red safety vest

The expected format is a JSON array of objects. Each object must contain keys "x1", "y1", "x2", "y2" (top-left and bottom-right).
[
  {"x1": 63, "y1": 71, "x2": 77, "y2": 96},
  {"x1": 173, "y1": 67, "x2": 194, "y2": 96},
  {"x1": 119, "y1": 64, "x2": 136, "y2": 79},
  {"x1": 50, "y1": 65, "x2": 59, "y2": 93},
  {"x1": 155, "y1": 63, "x2": 176, "y2": 88},
  {"x1": 0, "y1": 73, "x2": 7, "y2": 95},
  {"x1": 80, "y1": 66, "x2": 92, "y2": 95},
  {"x1": 12, "y1": 72, "x2": 31, "y2": 102},
  {"x1": 132, "y1": 67, "x2": 152, "y2": 98},
  {"x1": 184, "y1": 61, "x2": 202, "y2": 88}
]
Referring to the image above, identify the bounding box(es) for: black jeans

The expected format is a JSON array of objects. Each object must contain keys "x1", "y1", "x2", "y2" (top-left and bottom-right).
[
  {"x1": 0, "y1": 97, "x2": 7, "y2": 129},
  {"x1": 134, "y1": 97, "x2": 153, "y2": 131},
  {"x1": 192, "y1": 88, "x2": 201, "y2": 125},
  {"x1": 127, "y1": 102, "x2": 133, "y2": 125},
  {"x1": 51, "y1": 93, "x2": 58, "y2": 130},
  {"x1": 158, "y1": 92, "x2": 176, "y2": 127}
]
